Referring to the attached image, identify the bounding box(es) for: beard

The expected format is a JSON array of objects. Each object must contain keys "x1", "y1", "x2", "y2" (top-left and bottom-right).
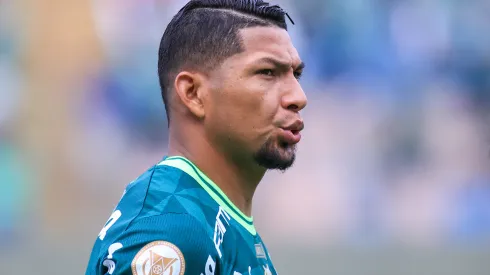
[{"x1": 253, "y1": 137, "x2": 297, "y2": 172}]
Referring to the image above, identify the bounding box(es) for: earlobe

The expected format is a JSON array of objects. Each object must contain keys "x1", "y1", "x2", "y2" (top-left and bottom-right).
[{"x1": 174, "y1": 71, "x2": 206, "y2": 119}]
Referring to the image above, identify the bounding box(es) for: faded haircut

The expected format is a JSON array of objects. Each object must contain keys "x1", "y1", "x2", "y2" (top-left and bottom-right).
[{"x1": 158, "y1": 0, "x2": 290, "y2": 123}]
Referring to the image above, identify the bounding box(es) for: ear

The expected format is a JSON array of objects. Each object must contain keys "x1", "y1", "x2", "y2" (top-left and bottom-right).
[{"x1": 174, "y1": 71, "x2": 206, "y2": 119}]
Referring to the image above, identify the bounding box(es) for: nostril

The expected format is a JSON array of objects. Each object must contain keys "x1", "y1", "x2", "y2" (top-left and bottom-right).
[{"x1": 287, "y1": 104, "x2": 298, "y2": 111}]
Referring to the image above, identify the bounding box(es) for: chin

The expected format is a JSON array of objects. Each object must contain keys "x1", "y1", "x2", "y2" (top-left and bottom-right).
[{"x1": 253, "y1": 140, "x2": 297, "y2": 171}]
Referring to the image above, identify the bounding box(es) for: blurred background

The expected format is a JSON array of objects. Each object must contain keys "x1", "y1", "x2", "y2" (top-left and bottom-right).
[{"x1": 1, "y1": 0, "x2": 490, "y2": 274}]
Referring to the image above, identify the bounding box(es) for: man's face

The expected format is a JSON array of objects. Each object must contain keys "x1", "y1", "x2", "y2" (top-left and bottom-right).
[{"x1": 204, "y1": 26, "x2": 307, "y2": 171}]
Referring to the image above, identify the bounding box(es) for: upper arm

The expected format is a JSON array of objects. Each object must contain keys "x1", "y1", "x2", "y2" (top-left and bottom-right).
[{"x1": 100, "y1": 213, "x2": 219, "y2": 275}]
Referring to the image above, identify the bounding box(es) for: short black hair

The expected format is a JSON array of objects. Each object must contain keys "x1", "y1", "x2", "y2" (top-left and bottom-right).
[{"x1": 158, "y1": 0, "x2": 290, "y2": 124}]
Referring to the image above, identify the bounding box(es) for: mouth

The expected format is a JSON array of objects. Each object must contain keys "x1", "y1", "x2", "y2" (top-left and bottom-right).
[
  {"x1": 290, "y1": 129, "x2": 300, "y2": 136},
  {"x1": 283, "y1": 120, "x2": 304, "y2": 133},
  {"x1": 280, "y1": 129, "x2": 302, "y2": 145},
  {"x1": 280, "y1": 121, "x2": 304, "y2": 145}
]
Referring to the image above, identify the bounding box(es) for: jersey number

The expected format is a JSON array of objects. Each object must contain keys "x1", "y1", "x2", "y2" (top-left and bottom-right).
[{"x1": 98, "y1": 210, "x2": 122, "y2": 241}]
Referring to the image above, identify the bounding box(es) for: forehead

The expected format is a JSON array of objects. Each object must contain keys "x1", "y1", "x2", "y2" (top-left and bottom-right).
[{"x1": 236, "y1": 26, "x2": 301, "y2": 65}]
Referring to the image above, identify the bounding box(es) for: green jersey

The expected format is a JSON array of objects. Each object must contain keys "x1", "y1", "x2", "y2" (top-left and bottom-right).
[{"x1": 86, "y1": 156, "x2": 278, "y2": 275}]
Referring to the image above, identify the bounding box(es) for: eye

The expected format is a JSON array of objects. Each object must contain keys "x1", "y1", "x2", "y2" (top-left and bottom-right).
[
  {"x1": 294, "y1": 71, "x2": 303, "y2": 80},
  {"x1": 257, "y1": 69, "x2": 275, "y2": 77}
]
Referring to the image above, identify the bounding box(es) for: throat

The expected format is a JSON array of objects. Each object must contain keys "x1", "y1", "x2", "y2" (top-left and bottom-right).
[
  {"x1": 168, "y1": 135, "x2": 266, "y2": 218},
  {"x1": 197, "y1": 153, "x2": 265, "y2": 217}
]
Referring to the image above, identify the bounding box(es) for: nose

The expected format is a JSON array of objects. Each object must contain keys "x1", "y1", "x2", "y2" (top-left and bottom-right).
[{"x1": 281, "y1": 79, "x2": 307, "y2": 112}]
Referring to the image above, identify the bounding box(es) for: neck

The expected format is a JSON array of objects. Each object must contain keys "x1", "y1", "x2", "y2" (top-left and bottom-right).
[{"x1": 167, "y1": 124, "x2": 266, "y2": 217}]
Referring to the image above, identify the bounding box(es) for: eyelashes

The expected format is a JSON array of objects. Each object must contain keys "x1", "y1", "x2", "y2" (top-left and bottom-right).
[
  {"x1": 256, "y1": 69, "x2": 303, "y2": 80},
  {"x1": 257, "y1": 69, "x2": 275, "y2": 76},
  {"x1": 293, "y1": 71, "x2": 303, "y2": 80}
]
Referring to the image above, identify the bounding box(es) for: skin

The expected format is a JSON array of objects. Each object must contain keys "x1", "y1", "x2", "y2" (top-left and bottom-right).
[{"x1": 167, "y1": 26, "x2": 307, "y2": 217}]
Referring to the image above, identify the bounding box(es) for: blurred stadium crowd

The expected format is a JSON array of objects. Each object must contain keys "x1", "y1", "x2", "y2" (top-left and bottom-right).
[{"x1": 1, "y1": 0, "x2": 490, "y2": 274}]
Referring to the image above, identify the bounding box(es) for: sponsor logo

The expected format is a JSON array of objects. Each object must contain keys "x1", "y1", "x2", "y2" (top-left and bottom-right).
[
  {"x1": 263, "y1": 264, "x2": 272, "y2": 275},
  {"x1": 254, "y1": 243, "x2": 266, "y2": 259},
  {"x1": 232, "y1": 266, "x2": 251, "y2": 275},
  {"x1": 103, "y1": 243, "x2": 123, "y2": 274},
  {"x1": 213, "y1": 207, "x2": 231, "y2": 258},
  {"x1": 234, "y1": 265, "x2": 273, "y2": 275},
  {"x1": 200, "y1": 255, "x2": 216, "y2": 275},
  {"x1": 132, "y1": 241, "x2": 185, "y2": 275}
]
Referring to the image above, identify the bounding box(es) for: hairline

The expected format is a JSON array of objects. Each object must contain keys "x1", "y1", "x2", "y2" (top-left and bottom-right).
[
  {"x1": 195, "y1": 7, "x2": 285, "y2": 27},
  {"x1": 172, "y1": 6, "x2": 287, "y2": 73},
  {"x1": 162, "y1": 4, "x2": 289, "y2": 124},
  {"x1": 168, "y1": 9, "x2": 287, "y2": 85}
]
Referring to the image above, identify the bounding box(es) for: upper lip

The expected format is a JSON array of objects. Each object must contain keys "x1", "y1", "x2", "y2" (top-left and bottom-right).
[{"x1": 282, "y1": 120, "x2": 304, "y2": 132}]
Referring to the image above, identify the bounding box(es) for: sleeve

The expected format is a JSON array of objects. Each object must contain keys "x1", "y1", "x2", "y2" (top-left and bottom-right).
[{"x1": 100, "y1": 213, "x2": 220, "y2": 275}]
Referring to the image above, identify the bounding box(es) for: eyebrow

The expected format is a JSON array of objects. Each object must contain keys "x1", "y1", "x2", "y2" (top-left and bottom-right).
[{"x1": 255, "y1": 57, "x2": 305, "y2": 71}]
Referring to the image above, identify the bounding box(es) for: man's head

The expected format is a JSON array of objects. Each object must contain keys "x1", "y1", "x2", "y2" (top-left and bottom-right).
[{"x1": 159, "y1": 0, "x2": 307, "y2": 171}]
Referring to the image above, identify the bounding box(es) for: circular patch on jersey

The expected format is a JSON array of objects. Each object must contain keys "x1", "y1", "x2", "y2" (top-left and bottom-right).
[{"x1": 131, "y1": 241, "x2": 185, "y2": 275}]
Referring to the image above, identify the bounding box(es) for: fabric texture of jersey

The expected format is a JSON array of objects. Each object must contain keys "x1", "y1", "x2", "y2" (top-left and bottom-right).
[{"x1": 86, "y1": 156, "x2": 277, "y2": 275}]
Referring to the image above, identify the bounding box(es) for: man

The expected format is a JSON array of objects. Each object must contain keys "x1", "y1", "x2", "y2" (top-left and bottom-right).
[{"x1": 85, "y1": 0, "x2": 307, "y2": 274}]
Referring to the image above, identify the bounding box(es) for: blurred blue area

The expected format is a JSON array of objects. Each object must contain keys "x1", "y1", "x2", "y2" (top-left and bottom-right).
[
  {"x1": 449, "y1": 177, "x2": 490, "y2": 241},
  {"x1": 1, "y1": 0, "x2": 489, "y2": 243},
  {"x1": 0, "y1": 141, "x2": 28, "y2": 246},
  {"x1": 1, "y1": 1, "x2": 490, "y2": 273}
]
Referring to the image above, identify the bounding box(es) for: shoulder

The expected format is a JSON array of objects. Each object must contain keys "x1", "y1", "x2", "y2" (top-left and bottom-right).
[
  {"x1": 126, "y1": 163, "x2": 183, "y2": 193},
  {"x1": 98, "y1": 213, "x2": 220, "y2": 275},
  {"x1": 124, "y1": 213, "x2": 215, "y2": 251},
  {"x1": 130, "y1": 163, "x2": 213, "y2": 225}
]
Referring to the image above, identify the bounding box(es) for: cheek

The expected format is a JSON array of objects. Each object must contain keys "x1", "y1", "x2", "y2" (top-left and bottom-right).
[
  {"x1": 229, "y1": 92, "x2": 275, "y2": 129},
  {"x1": 206, "y1": 93, "x2": 248, "y2": 136},
  {"x1": 208, "y1": 79, "x2": 279, "y2": 138}
]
